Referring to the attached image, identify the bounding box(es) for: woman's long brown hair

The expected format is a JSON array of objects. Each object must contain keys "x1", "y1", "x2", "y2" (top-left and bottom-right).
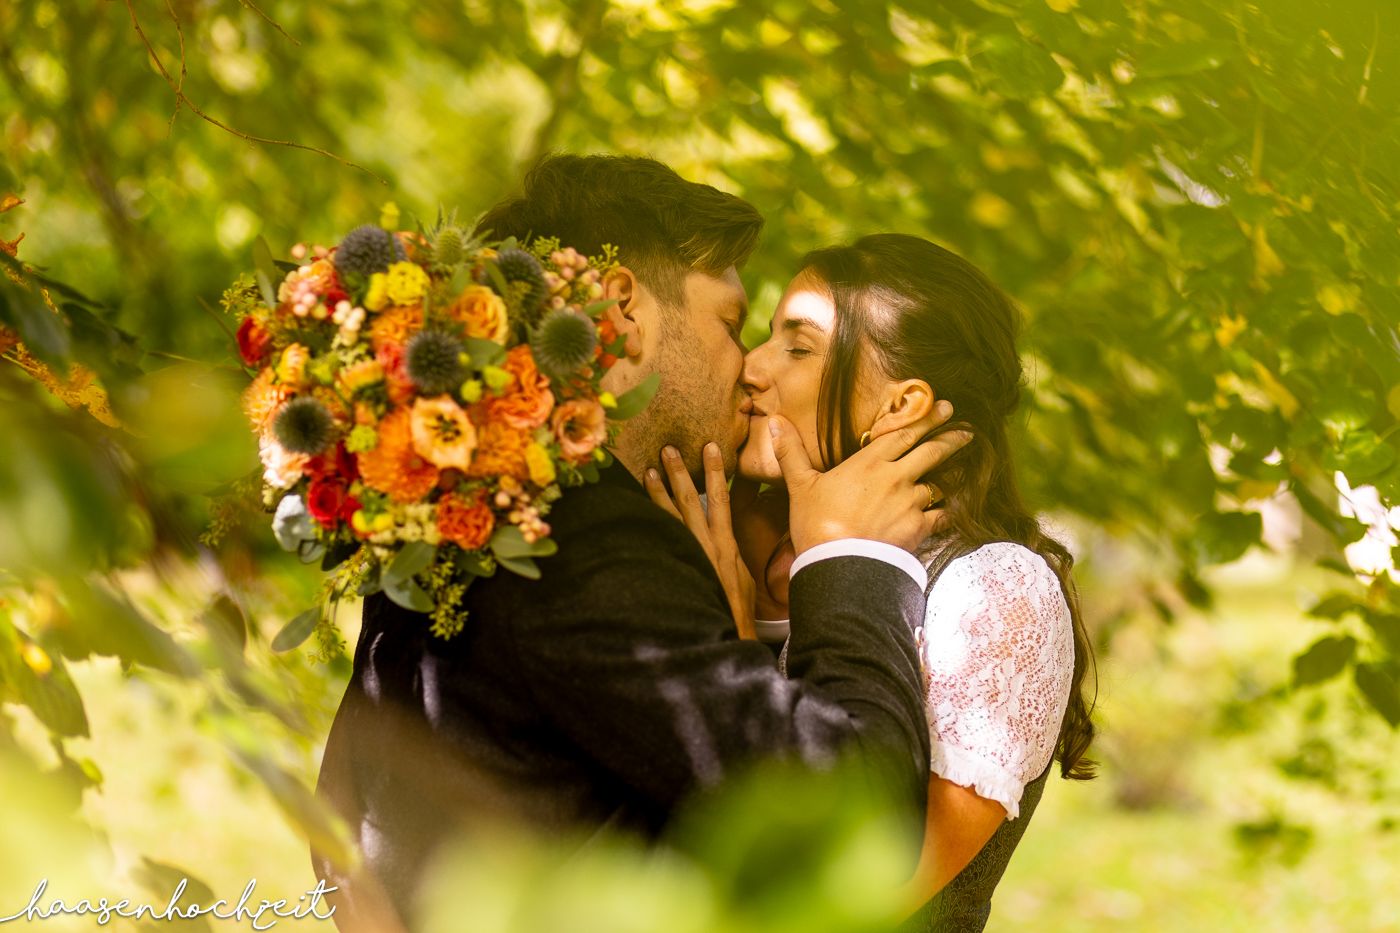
[{"x1": 802, "y1": 234, "x2": 1097, "y2": 780}]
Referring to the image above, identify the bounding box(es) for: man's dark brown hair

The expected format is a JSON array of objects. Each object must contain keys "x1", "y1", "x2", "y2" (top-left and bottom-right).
[{"x1": 474, "y1": 153, "x2": 764, "y2": 310}]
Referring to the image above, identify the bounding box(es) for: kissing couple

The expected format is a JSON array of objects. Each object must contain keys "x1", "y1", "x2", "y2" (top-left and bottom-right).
[{"x1": 314, "y1": 154, "x2": 1097, "y2": 932}]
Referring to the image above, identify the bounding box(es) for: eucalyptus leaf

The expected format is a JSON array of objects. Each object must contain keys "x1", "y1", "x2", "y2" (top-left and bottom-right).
[
  {"x1": 271, "y1": 607, "x2": 321, "y2": 652},
  {"x1": 496, "y1": 555, "x2": 542, "y2": 580},
  {"x1": 252, "y1": 236, "x2": 280, "y2": 307},
  {"x1": 385, "y1": 540, "x2": 437, "y2": 586},
  {"x1": 610, "y1": 372, "x2": 662, "y2": 421},
  {"x1": 384, "y1": 575, "x2": 435, "y2": 613}
]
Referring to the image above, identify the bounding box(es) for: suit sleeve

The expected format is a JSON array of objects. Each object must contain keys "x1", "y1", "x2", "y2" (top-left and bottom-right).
[{"x1": 504, "y1": 492, "x2": 929, "y2": 815}]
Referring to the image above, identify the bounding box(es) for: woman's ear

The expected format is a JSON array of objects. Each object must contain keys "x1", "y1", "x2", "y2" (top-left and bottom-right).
[
  {"x1": 869, "y1": 379, "x2": 936, "y2": 438},
  {"x1": 601, "y1": 267, "x2": 644, "y2": 359}
]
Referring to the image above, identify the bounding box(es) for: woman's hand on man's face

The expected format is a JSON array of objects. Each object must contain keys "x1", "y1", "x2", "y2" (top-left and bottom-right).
[
  {"x1": 644, "y1": 442, "x2": 758, "y2": 639},
  {"x1": 770, "y1": 399, "x2": 971, "y2": 556}
]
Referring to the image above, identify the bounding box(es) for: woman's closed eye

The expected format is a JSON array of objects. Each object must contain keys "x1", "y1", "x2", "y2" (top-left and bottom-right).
[{"x1": 785, "y1": 346, "x2": 814, "y2": 359}]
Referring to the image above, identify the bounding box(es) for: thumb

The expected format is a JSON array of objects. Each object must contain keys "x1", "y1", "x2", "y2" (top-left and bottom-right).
[{"x1": 768, "y1": 415, "x2": 815, "y2": 490}]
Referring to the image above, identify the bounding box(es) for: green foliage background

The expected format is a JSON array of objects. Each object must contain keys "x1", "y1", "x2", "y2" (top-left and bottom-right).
[{"x1": 1, "y1": 0, "x2": 1398, "y2": 928}]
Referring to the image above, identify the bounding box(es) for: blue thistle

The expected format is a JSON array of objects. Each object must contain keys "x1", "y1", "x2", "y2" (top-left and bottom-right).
[
  {"x1": 273, "y1": 396, "x2": 336, "y2": 455},
  {"x1": 491, "y1": 248, "x2": 550, "y2": 325},
  {"x1": 405, "y1": 330, "x2": 467, "y2": 395},
  {"x1": 530, "y1": 310, "x2": 597, "y2": 379},
  {"x1": 334, "y1": 225, "x2": 407, "y2": 279}
]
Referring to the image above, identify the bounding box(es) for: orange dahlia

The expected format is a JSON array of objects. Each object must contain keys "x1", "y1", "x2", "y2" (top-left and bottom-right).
[
  {"x1": 367, "y1": 302, "x2": 424, "y2": 353},
  {"x1": 464, "y1": 418, "x2": 530, "y2": 482},
  {"x1": 435, "y1": 489, "x2": 495, "y2": 550},
  {"x1": 242, "y1": 367, "x2": 293, "y2": 432},
  {"x1": 357, "y1": 408, "x2": 441, "y2": 503},
  {"x1": 486, "y1": 345, "x2": 554, "y2": 430}
]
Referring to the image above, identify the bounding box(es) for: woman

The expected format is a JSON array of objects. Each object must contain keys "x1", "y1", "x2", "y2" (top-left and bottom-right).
[{"x1": 645, "y1": 234, "x2": 1096, "y2": 930}]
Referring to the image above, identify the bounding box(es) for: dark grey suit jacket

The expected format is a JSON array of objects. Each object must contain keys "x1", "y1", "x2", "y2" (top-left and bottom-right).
[{"x1": 313, "y1": 462, "x2": 929, "y2": 927}]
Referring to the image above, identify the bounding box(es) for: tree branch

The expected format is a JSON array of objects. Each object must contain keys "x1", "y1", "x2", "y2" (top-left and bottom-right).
[{"x1": 125, "y1": 0, "x2": 385, "y2": 184}]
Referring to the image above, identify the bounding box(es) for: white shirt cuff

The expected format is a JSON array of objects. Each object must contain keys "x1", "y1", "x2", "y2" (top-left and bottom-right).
[{"x1": 788, "y1": 539, "x2": 928, "y2": 591}]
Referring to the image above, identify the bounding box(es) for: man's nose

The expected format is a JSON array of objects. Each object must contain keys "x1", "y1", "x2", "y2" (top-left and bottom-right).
[{"x1": 740, "y1": 346, "x2": 768, "y2": 393}]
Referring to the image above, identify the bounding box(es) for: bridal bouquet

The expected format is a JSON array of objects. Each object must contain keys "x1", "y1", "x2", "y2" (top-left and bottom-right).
[{"x1": 228, "y1": 207, "x2": 654, "y2": 641}]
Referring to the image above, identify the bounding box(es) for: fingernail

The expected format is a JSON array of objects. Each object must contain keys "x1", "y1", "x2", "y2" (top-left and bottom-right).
[
  {"x1": 663, "y1": 446, "x2": 678, "y2": 460},
  {"x1": 768, "y1": 420, "x2": 780, "y2": 438},
  {"x1": 938, "y1": 400, "x2": 953, "y2": 416},
  {"x1": 647, "y1": 468, "x2": 660, "y2": 482},
  {"x1": 705, "y1": 442, "x2": 719, "y2": 460}
]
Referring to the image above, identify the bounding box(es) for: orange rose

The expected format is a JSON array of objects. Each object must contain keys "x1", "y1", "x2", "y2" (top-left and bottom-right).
[
  {"x1": 486, "y1": 345, "x2": 554, "y2": 430},
  {"x1": 446, "y1": 285, "x2": 510, "y2": 344},
  {"x1": 551, "y1": 397, "x2": 608, "y2": 463},
  {"x1": 435, "y1": 489, "x2": 495, "y2": 551}
]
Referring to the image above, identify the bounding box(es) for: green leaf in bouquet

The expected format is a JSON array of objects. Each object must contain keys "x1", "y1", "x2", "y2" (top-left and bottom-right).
[
  {"x1": 384, "y1": 575, "x2": 435, "y2": 613},
  {"x1": 454, "y1": 547, "x2": 497, "y2": 578},
  {"x1": 581, "y1": 299, "x2": 619, "y2": 318},
  {"x1": 252, "y1": 236, "x2": 280, "y2": 307},
  {"x1": 357, "y1": 560, "x2": 384, "y2": 596},
  {"x1": 490, "y1": 525, "x2": 559, "y2": 559},
  {"x1": 321, "y1": 538, "x2": 360, "y2": 572},
  {"x1": 385, "y1": 540, "x2": 438, "y2": 586},
  {"x1": 496, "y1": 554, "x2": 542, "y2": 580},
  {"x1": 1292, "y1": 635, "x2": 1355, "y2": 688},
  {"x1": 271, "y1": 607, "x2": 322, "y2": 652},
  {"x1": 610, "y1": 372, "x2": 662, "y2": 421},
  {"x1": 462, "y1": 337, "x2": 507, "y2": 368}
]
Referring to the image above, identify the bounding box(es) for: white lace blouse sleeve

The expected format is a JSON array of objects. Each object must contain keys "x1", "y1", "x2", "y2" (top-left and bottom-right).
[{"x1": 920, "y1": 542, "x2": 1075, "y2": 819}]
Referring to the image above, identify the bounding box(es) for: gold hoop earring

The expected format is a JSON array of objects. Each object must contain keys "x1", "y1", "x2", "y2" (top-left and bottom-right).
[{"x1": 859, "y1": 430, "x2": 872, "y2": 449}]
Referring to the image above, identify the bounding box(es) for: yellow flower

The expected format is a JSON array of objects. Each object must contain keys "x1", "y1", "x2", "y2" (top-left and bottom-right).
[
  {"x1": 447, "y1": 285, "x2": 510, "y2": 344},
  {"x1": 351, "y1": 509, "x2": 394, "y2": 536},
  {"x1": 276, "y1": 344, "x2": 310, "y2": 387},
  {"x1": 525, "y1": 442, "x2": 556, "y2": 486},
  {"x1": 385, "y1": 261, "x2": 430, "y2": 306},
  {"x1": 598, "y1": 391, "x2": 617, "y2": 409},
  {"x1": 410, "y1": 395, "x2": 478, "y2": 471},
  {"x1": 336, "y1": 358, "x2": 386, "y2": 395},
  {"x1": 365, "y1": 273, "x2": 389, "y2": 311}
]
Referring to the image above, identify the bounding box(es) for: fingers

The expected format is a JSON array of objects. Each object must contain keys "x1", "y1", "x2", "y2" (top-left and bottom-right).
[
  {"x1": 702, "y1": 442, "x2": 733, "y2": 538},
  {"x1": 661, "y1": 445, "x2": 708, "y2": 530},
  {"x1": 898, "y1": 428, "x2": 974, "y2": 480},
  {"x1": 769, "y1": 415, "x2": 815, "y2": 489},
  {"x1": 643, "y1": 467, "x2": 683, "y2": 522},
  {"x1": 862, "y1": 400, "x2": 955, "y2": 462}
]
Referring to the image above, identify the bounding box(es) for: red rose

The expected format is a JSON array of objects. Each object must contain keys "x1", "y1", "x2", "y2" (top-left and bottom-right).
[
  {"x1": 339, "y1": 494, "x2": 362, "y2": 524},
  {"x1": 307, "y1": 477, "x2": 349, "y2": 530},
  {"x1": 307, "y1": 441, "x2": 359, "y2": 483},
  {"x1": 236, "y1": 316, "x2": 273, "y2": 367}
]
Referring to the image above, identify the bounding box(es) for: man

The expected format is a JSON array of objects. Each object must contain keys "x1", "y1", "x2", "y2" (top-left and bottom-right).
[{"x1": 313, "y1": 155, "x2": 966, "y2": 929}]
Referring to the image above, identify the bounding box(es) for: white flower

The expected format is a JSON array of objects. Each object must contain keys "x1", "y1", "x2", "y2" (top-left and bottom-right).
[{"x1": 260, "y1": 434, "x2": 308, "y2": 489}]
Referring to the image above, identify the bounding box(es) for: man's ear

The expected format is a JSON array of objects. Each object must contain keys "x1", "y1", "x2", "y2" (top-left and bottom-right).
[
  {"x1": 869, "y1": 379, "x2": 936, "y2": 438},
  {"x1": 601, "y1": 266, "x2": 644, "y2": 359}
]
